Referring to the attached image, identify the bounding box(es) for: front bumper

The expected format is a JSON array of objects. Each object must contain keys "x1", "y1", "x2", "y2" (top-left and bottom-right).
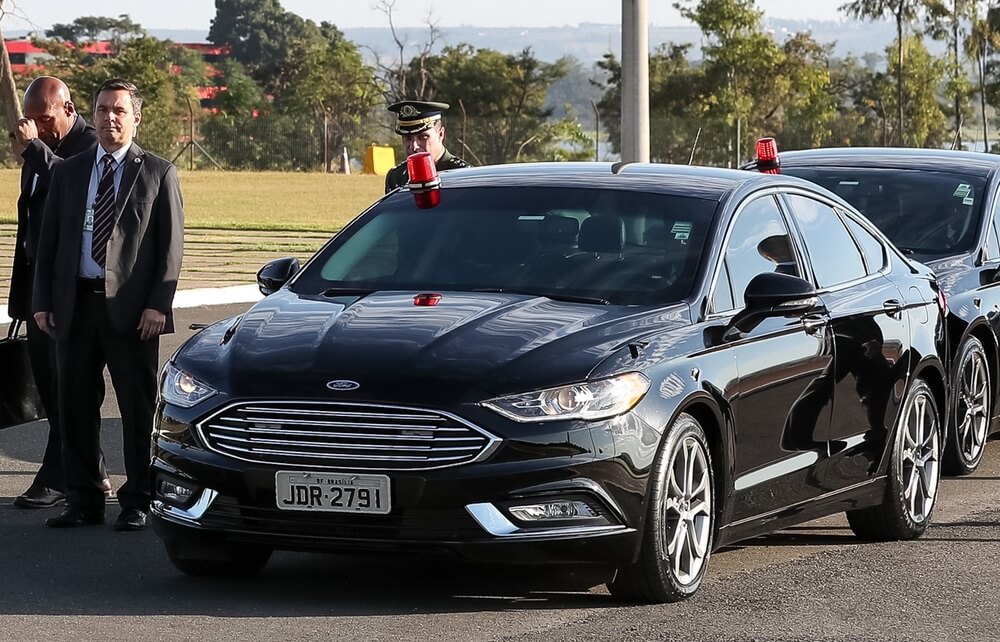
[{"x1": 150, "y1": 414, "x2": 652, "y2": 565}]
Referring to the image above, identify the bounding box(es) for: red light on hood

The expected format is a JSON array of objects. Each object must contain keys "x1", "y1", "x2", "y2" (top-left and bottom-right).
[
  {"x1": 755, "y1": 137, "x2": 781, "y2": 174},
  {"x1": 407, "y1": 152, "x2": 442, "y2": 209},
  {"x1": 413, "y1": 292, "x2": 442, "y2": 306}
]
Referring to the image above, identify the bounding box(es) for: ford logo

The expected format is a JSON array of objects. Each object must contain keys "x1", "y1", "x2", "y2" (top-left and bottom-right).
[{"x1": 326, "y1": 380, "x2": 360, "y2": 391}]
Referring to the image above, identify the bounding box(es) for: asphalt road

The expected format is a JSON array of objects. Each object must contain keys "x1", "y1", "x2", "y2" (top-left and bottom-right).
[{"x1": 1, "y1": 303, "x2": 999, "y2": 642}]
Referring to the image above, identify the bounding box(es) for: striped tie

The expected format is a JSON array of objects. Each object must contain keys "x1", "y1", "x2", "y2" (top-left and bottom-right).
[{"x1": 91, "y1": 153, "x2": 116, "y2": 268}]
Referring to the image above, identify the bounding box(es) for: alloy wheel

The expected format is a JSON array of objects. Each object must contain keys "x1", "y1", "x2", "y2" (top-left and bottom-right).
[
  {"x1": 956, "y1": 344, "x2": 990, "y2": 466},
  {"x1": 661, "y1": 434, "x2": 712, "y2": 585},
  {"x1": 899, "y1": 388, "x2": 940, "y2": 524}
]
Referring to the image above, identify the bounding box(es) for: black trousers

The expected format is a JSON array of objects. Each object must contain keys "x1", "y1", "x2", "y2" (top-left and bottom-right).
[
  {"x1": 23, "y1": 272, "x2": 108, "y2": 491},
  {"x1": 56, "y1": 283, "x2": 158, "y2": 512}
]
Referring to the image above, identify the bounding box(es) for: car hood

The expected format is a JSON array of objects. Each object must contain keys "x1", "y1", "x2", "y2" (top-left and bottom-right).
[{"x1": 175, "y1": 289, "x2": 690, "y2": 402}]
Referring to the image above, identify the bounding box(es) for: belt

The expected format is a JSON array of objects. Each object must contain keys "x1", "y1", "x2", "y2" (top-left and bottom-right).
[{"x1": 77, "y1": 277, "x2": 106, "y2": 293}]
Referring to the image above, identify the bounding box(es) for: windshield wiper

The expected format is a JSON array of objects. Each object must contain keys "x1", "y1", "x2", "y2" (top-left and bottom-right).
[
  {"x1": 322, "y1": 287, "x2": 377, "y2": 298},
  {"x1": 473, "y1": 288, "x2": 610, "y2": 305},
  {"x1": 894, "y1": 246, "x2": 920, "y2": 255}
]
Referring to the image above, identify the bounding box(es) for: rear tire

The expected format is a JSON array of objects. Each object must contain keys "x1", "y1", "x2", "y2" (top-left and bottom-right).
[
  {"x1": 847, "y1": 379, "x2": 940, "y2": 541},
  {"x1": 943, "y1": 336, "x2": 991, "y2": 476},
  {"x1": 165, "y1": 539, "x2": 272, "y2": 578},
  {"x1": 607, "y1": 413, "x2": 714, "y2": 603}
]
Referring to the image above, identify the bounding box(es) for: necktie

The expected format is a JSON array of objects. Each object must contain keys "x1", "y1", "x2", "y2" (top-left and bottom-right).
[{"x1": 91, "y1": 153, "x2": 116, "y2": 268}]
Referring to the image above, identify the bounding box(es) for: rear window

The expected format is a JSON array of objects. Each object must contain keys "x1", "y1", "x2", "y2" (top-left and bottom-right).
[
  {"x1": 782, "y1": 167, "x2": 986, "y2": 258},
  {"x1": 292, "y1": 187, "x2": 718, "y2": 306}
]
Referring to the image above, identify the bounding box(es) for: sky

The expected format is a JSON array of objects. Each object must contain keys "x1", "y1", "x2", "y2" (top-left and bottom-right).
[{"x1": 1, "y1": 0, "x2": 852, "y2": 33}]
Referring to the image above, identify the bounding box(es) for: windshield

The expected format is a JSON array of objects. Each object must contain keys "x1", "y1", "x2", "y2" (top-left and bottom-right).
[
  {"x1": 291, "y1": 186, "x2": 718, "y2": 306},
  {"x1": 782, "y1": 167, "x2": 987, "y2": 258}
]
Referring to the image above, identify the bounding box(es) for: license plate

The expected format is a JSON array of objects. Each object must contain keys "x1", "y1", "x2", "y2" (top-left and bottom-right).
[{"x1": 275, "y1": 471, "x2": 391, "y2": 514}]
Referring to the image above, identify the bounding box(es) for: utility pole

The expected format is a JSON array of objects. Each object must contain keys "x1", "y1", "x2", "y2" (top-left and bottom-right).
[
  {"x1": 0, "y1": 0, "x2": 24, "y2": 130},
  {"x1": 620, "y1": 0, "x2": 649, "y2": 163}
]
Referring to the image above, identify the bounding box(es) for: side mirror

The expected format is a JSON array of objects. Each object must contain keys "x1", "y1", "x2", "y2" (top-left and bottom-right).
[
  {"x1": 256, "y1": 257, "x2": 300, "y2": 296},
  {"x1": 725, "y1": 272, "x2": 821, "y2": 340}
]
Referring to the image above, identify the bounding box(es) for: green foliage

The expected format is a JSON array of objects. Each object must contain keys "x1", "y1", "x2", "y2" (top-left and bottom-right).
[
  {"x1": 28, "y1": 31, "x2": 204, "y2": 158},
  {"x1": 888, "y1": 35, "x2": 948, "y2": 146},
  {"x1": 418, "y1": 45, "x2": 577, "y2": 164},
  {"x1": 45, "y1": 14, "x2": 144, "y2": 48}
]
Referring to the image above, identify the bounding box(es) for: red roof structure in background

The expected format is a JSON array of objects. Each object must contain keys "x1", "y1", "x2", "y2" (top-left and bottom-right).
[{"x1": 4, "y1": 38, "x2": 229, "y2": 75}]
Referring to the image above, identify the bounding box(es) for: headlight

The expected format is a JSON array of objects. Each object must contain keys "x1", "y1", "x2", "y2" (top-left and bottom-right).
[
  {"x1": 481, "y1": 372, "x2": 650, "y2": 423},
  {"x1": 160, "y1": 363, "x2": 217, "y2": 408}
]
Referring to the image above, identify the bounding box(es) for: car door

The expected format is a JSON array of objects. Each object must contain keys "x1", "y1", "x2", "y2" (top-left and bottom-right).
[
  {"x1": 709, "y1": 193, "x2": 833, "y2": 523},
  {"x1": 782, "y1": 193, "x2": 909, "y2": 490}
]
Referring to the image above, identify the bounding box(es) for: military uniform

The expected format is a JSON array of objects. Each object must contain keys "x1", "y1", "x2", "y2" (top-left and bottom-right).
[{"x1": 384, "y1": 100, "x2": 471, "y2": 193}]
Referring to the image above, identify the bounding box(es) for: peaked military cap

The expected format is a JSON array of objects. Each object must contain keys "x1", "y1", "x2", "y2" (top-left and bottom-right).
[{"x1": 388, "y1": 100, "x2": 450, "y2": 135}]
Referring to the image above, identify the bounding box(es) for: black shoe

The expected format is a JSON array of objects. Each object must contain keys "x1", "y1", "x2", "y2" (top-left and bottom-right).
[
  {"x1": 45, "y1": 507, "x2": 105, "y2": 528},
  {"x1": 13, "y1": 485, "x2": 66, "y2": 509},
  {"x1": 114, "y1": 508, "x2": 148, "y2": 532}
]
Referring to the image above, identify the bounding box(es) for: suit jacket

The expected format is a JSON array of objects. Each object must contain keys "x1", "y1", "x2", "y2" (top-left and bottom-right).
[
  {"x1": 7, "y1": 115, "x2": 97, "y2": 320},
  {"x1": 32, "y1": 142, "x2": 185, "y2": 340}
]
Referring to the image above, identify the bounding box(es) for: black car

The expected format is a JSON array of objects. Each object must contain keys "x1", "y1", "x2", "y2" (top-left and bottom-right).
[
  {"x1": 152, "y1": 161, "x2": 947, "y2": 603},
  {"x1": 746, "y1": 144, "x2": 1000, "y2": 475}
]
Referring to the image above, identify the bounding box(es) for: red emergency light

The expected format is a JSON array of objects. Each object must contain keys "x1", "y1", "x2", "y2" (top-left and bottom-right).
[
  {"x1": 413, "y1": 292, "x2": 443, "y2": 306},
  {"x1": 407, "y1": 152, "x2": 442, "y2": 209},
  {"x1": 754, "y1": 137, "x2": 781, "y2": 174}
]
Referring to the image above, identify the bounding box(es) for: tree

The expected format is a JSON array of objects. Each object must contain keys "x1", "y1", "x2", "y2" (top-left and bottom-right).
[
  {"x1": 370, "y1": 0, "x2": 441, "y2": 103},
  {"x1": 965, "y1": 2, "x2": 1000, "y2": 149},
  {"x1": 46, "y1": 14, "x2": 144, "y2": 50},
  {"x1": 0, "y1": 0, "x2": 23, "y2": 133},
  {"x1": 924, "y1": 0, "x2": 977, "y2": 147},
  {"x1": 420, "y1": 45, "x2": 572, "y2": 164},
  {"x1": 840, "y1": 0, "x2": 927, "y2": 145},
  {"x1": 31, "y1": 33, "x2": 204, "y2": 157},
  {"x1": 675, "y1": 0, "x2": 786, "y2": 165}
]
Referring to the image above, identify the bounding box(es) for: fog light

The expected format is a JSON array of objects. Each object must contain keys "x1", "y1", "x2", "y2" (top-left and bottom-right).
[
  {"x1": 508, "y1": 500, "x2": 599, "y2": 522},
  {"x1": 157, "y1": 478, "x2": 197, "y2": 506}
]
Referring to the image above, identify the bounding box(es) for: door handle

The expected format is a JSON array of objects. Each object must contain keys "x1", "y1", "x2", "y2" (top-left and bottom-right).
[
  {"x1": 883, "y1": 299, "x2": 904, "y2": 318},
  {"x1": 802, "y1": 316, "x2": 825, "y2": 335}
]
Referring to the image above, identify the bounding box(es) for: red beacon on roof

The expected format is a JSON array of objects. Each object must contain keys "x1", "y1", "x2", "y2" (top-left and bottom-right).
[
  {"x1": 406, "y1": 152, "x2": 442, "y2": 209},
  {"x1": 754, "y1": 137, "x2": 781, "y2": 174}
]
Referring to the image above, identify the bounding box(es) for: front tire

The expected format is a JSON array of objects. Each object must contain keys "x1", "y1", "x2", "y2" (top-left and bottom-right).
[
  {"x1": 944, "y1": 336, "x2": 991, "y2": 476},
  {"x1": 607, "y1": 413, "x2": 714, "y2": 603},
  {"x1": 847, "y1": 378, "x2": 941, "y2": 541}
]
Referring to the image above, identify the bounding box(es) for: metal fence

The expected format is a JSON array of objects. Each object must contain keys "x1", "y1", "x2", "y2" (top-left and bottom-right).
[{"x1": 4, "y1": 113, "x2": 997, "y2": 171}]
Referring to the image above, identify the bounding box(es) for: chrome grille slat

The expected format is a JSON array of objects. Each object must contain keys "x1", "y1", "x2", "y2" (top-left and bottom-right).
[
  {"x1": 197, "y1": 400, "x2": 501, "y2": 471},
  {"x1": 218, "y1": 416, "x2": 468, "y2": 432},
  {"x1": 239, "y1": 407, "x2": 440, "y2": 422},
  {"x1": 215, "y1": 443, "x2": 472, "y2": 462}
]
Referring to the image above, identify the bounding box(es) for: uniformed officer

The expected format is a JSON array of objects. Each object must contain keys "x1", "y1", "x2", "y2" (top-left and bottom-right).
[{"x1": 384, "y1": 100, "x2": 470, "y2": 193}]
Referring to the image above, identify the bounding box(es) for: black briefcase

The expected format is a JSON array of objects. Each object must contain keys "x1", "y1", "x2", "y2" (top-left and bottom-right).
[{"x1": 0, "y1": 320, "x2": 46, "y2": 429}]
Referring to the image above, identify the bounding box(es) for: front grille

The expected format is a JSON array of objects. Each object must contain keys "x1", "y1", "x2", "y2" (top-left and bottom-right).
[{"x1": 196, "y1": 401, "x2": 500, "y2": 470}]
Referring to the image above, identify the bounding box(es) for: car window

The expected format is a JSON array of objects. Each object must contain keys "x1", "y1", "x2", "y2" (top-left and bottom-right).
[
  {"x1": 712, "y1": 260, "x2": 735, "y2": 312},
  {"x1": 296, "y1": 187, "x2": 719, "y2": 306},
  {"x1": 986, "y1": 218, "x2": 1000, "y2": 262},
  {"x1": 716, "y1": 195, "x2": 800, "y2": 312},
  {"x1": 782, "y1": 167, "x2": 987, "y2": 258},
  {"x1": 785, "y1": 194, "x2": 866, "y2": 287},
  {"x1": 842, "y1": 212, "x2": 886, "y2": 273}
]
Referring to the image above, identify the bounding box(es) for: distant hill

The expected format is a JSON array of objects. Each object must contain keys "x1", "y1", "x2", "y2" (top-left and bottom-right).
[{"x1": 9, "y1": 19, "x2": 904, "y2": 65}]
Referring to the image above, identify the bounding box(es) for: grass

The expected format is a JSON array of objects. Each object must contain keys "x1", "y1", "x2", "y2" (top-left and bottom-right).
[{"x1": 0, "y1": 169, "x2": 386, "y2": 232}]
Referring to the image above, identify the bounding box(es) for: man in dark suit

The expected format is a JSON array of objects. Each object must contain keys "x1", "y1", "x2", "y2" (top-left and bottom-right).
[
  {"x1": 7, "y1": 76, "x2": 111, "y2": 509},
  {"x1": 32, "y1": 78, "x2": 184, "y2": 531},
  {"x1": 384, "y1": 100, "x2": 470, "y2": 193}
]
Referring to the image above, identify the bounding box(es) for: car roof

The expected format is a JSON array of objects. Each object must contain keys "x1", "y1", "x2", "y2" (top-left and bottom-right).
[
  {"x1": 777, "y1": 147, "x2": 1000, "y2": 179},
  {"x1": 434, "y1": 161, "x2": 822, "y2": 201}
]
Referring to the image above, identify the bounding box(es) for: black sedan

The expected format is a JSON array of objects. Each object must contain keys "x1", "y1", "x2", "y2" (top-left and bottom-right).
[
  {"x1": 747, "y1": 145, "x2": 1000, "y2": 475},
  {"x1": 152, "y1": 161, "x2": 947, "y2": 603}
]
